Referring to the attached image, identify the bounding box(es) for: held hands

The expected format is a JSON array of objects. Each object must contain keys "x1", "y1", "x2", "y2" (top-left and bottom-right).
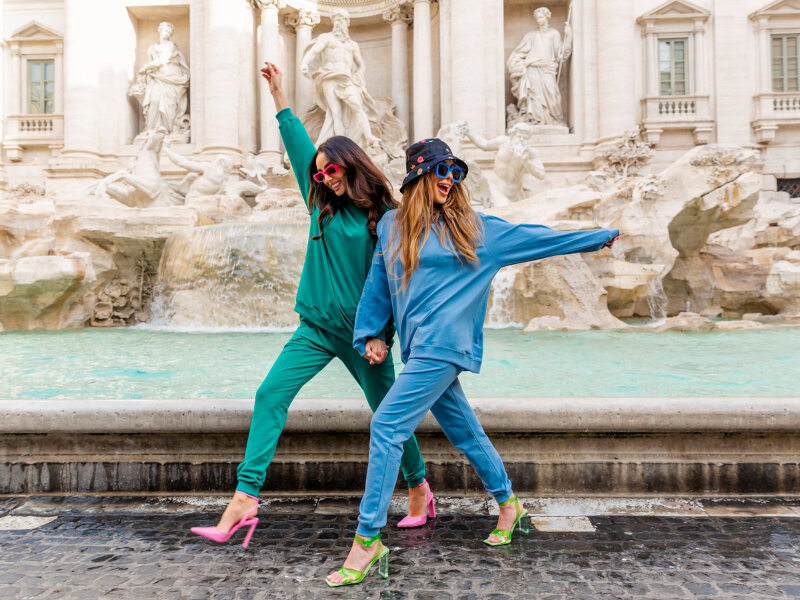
[{"x1": 364, "y1": 338, "x2": 388, "y2": 365}]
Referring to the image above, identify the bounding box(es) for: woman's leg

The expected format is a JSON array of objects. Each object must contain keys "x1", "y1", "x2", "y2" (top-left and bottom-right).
[
  {"x1": 428, "y1": 378, "x2": 513, "y2": 503},
  {"x1": 215, "y1": 324, "x2": 334, "y2": 532},
  {"x1": 327, "y1": 358, "x2": 458, "y2": 584},
  {"x1": 335, "y1": 341, "x2": 426, "y2": 488}
]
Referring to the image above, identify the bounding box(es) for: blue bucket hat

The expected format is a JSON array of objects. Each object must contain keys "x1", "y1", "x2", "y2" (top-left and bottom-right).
[{"x1": 399, "y1": 138, "x2": 469, "y2": 193}]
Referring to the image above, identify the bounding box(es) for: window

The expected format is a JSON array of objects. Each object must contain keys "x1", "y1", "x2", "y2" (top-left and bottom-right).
[
  {"x1": 659, "y1": 38, "x2": 688, "y2": 96},
  {"x1": 777, "y1": 178, "x2": 800, "y2": 198},
  {"x1": 27, "y1": 59, "x2": 54, "y2": 114},
  {"x1": 772, "y1": 34, "x2": 799, "y2": 92}
]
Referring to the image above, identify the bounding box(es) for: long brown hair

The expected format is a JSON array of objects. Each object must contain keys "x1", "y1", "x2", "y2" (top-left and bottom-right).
[
  {"x1": 307, "y1": 136, "x2": 396, "y2": 240},
  {"x1": 390, "y1": 173, "x2": 483, "y2": 290}
]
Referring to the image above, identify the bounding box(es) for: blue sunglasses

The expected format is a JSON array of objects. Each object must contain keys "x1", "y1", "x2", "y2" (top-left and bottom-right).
[{"x1": 434, "y1": 161, "x2": 464, "y2": 183}]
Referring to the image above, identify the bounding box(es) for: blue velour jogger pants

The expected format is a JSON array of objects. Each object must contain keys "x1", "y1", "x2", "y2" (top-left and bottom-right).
[{"x1": 356, "y1": 357, "x2": 514, "y2": 537}]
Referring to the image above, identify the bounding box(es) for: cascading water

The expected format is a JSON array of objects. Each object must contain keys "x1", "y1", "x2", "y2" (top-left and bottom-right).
[
  {"x1": 148, "y1": 222, "x2": 307, "y2": 330},
  {"x1": 485, "y1": 267, "x2": 525, "y2": 328},
  {"x1": 647, "y1": 277, "x2": 668, "y2": 324}
]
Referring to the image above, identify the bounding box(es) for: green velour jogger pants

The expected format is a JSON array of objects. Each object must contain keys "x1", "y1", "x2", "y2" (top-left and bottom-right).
[{"x1": 235, "y1": 321, "x2": 426, "y2": 497}]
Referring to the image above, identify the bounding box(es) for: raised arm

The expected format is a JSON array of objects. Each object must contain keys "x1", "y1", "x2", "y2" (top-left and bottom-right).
[
  {"x1": 482, "y1": 214, "x2": 619, "y2": 268},
  {"x1": 353, "y1": 234, "x2": 394, "y2": 358},
  {"x1": 464, "y1": 125, "x2": 505, "y2": 152},
  {"x1": 261, "y1": 61, "x2": 316, "y2": 205}
]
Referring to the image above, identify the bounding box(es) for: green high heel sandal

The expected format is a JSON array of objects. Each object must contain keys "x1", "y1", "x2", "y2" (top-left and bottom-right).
[
  {"x1": 325, "y1": 533, "x2": 389, "y2": 587},
  {"x1": 483, "y1": 495, "x2": 530, "y2": 546}
]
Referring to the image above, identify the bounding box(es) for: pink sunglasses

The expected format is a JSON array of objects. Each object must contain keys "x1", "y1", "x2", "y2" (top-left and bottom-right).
[{"x1": 313, "y1": 163, "x2": 342, "y2": 183}]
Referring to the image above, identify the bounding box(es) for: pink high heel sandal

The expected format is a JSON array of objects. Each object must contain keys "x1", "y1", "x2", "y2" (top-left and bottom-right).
[
  {"x1": 191, "y1": 493, "x2": 259, "y2": 548},
  {"x1": 397, "y1": 479, "x2": 436, "y2": 528}
]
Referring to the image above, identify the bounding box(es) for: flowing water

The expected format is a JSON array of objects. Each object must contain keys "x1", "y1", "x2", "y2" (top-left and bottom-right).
[{"x1": 2, "y1": 327, "x2": 798, "y2": 399}]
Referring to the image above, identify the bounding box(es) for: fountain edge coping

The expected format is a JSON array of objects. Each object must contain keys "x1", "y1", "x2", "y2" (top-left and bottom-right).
[{"x1": 1, "y1": 397, "x2": 800, "y2": 433}]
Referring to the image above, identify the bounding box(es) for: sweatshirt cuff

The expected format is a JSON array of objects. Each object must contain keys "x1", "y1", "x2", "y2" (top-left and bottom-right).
[
  {"x1": 275, "y1": 107, "x2": 294, "y2": 123},
  {"x1": 353, "y1": 340, "x2": 367, "y2": 357}
]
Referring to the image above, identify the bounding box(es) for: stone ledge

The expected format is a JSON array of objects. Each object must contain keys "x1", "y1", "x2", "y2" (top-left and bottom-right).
[{"x1": 2, "y1": 397, "x2": 800, "y2": 434}]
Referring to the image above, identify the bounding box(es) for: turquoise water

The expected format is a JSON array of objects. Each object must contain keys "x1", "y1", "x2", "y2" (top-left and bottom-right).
[{"x1": 1, "y1": 327, "x2": 799, "y2": 399}]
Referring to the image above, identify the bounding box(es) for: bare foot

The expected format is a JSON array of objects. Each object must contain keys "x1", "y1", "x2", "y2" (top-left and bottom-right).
[
  {"x1": 326, "y1": 536, "x2": 381, "y2": 584},
  {"x1": 486, "y1": 497, "x2": 523, "y2": 544},
  {"x1": 407, "y1": 482, "x2": 429, "y2": 518},
  {"x1": 215, "y1": 491, "x2": 258, "y2": 533}
]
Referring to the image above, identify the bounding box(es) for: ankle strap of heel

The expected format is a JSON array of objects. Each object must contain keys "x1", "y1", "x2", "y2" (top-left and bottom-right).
[{"x1": 354, "y1": 533, "x2": 381, "y2": 547}]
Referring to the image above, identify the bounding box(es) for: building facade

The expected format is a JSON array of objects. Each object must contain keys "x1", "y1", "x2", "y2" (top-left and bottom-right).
[{"x1": 1, "y1": 0, "x2": 799, "y2": 193}]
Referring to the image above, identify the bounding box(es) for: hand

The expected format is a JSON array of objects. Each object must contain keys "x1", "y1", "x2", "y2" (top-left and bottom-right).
[
  {"x1": 364, "y1": 338, "x2": 388, "y2": 365},
  {"x1": 605, "y1": 234, "x2": 620, "y2": 249},
  {"x1": 260, "y1": 61, "x2": 284, "y2": 96}
]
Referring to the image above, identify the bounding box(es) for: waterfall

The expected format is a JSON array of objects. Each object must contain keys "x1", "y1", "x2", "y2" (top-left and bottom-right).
[
  {"x1": 647, "y1": 277, "x2": 668, "y2": 324},
  {"x1": 485, "y1": 267, "x2": 525, "y2": 328},
  {"x1": 147, "y1": 222, "x2": 307, "y2": 330}
]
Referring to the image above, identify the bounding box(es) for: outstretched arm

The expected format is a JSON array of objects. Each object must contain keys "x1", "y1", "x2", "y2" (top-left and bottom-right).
[
  {"x1": 353, "y1": 236, "x2": 394, "y2": 360},
  {"x1": 482, "y1": 214, "x2": 619, "y2": 268},
  {"x1": 163, "y1": 144, "x2": 205, "y2": 173},
  {"x1": 464, "y1": 126, "x2": 505, "y2": 152},
  {"x1": 261, "y1": 61, "x2": 316, "y2": 205}
]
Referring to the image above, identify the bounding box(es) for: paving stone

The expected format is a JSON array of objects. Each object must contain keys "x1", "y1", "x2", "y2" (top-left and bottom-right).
[{"x1": 0, "y1": 510, "x2": 799, "y2": 598}]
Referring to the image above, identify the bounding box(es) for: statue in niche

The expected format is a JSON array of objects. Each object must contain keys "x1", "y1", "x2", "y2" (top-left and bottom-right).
[
  {"x1": 300, "y1": 8, "x2": 407, "y2": 158},
  {"x1": 507, "y1": 7, "x2": 572, "y2": 128},
  {"x1": 129, "y1": 21, "x2": 191, "y2": 143},
  {"x1": 91, "y1": 128, "x2": 183, "y2": 207},
  {"x1": 463, "y1": 122, "x2": 546, "y2": 206}
]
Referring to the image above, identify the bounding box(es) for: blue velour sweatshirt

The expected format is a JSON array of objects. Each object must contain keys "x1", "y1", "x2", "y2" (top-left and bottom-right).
[{"x1": 353, "y1": 211, "x2": 619, "y2": 373}]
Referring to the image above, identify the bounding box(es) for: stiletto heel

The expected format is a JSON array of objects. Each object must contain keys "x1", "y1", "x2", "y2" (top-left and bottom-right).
[
  {"x1": 325, "y1": 534, "x2": 390, "y2": 587},
  {"x1": 378, "y1": 550, "x2": 389, "y2": 579},
  {"x1": 191, "y1": 493, "x2": 259, "y2": 548},
  {"x1": 483, "y1": 494, "x2": 529, "y2": 546},
  {"x1": 519, "y1": 513, "x2": 530, "y2": 535},
  {"x1": 397, "y1": 479, "x2": 436, "y2": 528}
]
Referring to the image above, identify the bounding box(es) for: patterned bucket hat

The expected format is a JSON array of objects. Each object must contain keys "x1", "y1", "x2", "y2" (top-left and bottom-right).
[{"x1": 399, "y1": 138, "x2": 469, "y2": 193}]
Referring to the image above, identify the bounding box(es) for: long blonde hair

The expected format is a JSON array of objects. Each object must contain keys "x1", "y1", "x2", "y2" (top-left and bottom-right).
[{"x1": 389, "y1": 173, "x2": 483, "y2": 291}]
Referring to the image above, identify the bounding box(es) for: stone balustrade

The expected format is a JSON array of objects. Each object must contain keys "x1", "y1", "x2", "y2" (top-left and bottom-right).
[
  {"x1": 3, "y1": 113, "x2": 64, "y2": 161},
  {"x1": 752, "y1": 92, "x2": 800, "y2": 145},
  {"x1": 641, "y1": 95, "x2": 713, "y2": 145}
]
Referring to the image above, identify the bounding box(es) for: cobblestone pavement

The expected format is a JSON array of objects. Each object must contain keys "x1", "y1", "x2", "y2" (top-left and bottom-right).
[{"x1": 2, "y1": 497, "x2": 800, "y2": 599}]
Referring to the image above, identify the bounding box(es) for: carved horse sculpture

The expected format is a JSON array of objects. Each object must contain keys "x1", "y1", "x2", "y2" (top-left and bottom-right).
[{"x1": 90, "y1": 128, "x2": 182, "y2": 208}]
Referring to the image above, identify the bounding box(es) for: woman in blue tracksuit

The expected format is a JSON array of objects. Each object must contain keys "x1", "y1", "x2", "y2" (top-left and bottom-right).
[{"x1": 325, "y1": 138, "x2": 620, "y2": 586}]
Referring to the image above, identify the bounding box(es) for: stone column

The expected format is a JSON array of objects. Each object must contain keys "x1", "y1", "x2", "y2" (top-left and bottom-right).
[
  {"x1": 412, "y1": 0, "x2": 433, "y2": 140},
  {"x1": 256, "y1": 0, "x2": 285, "y2": 162},
  {"x1": 383, "y1": 3, "x2": 412, "y2": 128},
  {"x1": 0, "y1": 5, "x2": 6, "y2": 185},
  {"x1": 693, "y1": 19, "x2": 706, "y2": 96},
  {"x1": 61, "y1": 0, "x2": 101, "y2": 158},
  {"x1": 10, "y1": 43, "x2": 21, "y2": 114},
  {"x1": 286, "y1": 9, "x2": 320, "y2": 116},
  {"x1": 755, "y1": 16, "x2": 770, "y2": 94},
  {"x1": 54, "y1": 43, "x2": 64, "y2": 114},
  {"x1": 644, "y1": 24, "x2": 657, "y2": 97},
  {"x1": 596, "y1": 0, "x2": 637, "y2": 140},
  {"x1": 203, "y1": 0, "x2": 244, "y2": 155}
]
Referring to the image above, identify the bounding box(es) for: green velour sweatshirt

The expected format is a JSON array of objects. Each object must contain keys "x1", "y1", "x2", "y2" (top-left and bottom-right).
[{"x1": 276, "y1": 107, "x2": 391, "y2": 344}]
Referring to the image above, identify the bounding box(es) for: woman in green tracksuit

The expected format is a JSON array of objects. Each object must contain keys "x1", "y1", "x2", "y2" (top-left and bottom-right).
[{"x1": 190, "y1": 62, "x2": 429, "y2": 544}]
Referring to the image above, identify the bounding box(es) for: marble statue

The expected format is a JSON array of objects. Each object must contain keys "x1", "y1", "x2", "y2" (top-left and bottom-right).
[
  {"x1": 92, "y1": 128, "x2": 182, "y2": 207},
  {"x1": 435, "y1": 121, "x2": 492, "y2": 208},
  {"x1": 463, "y1": 122, "x2": 546, "y2": 206},
  {"x1": 507, "y1": 7, "x2": 572, "y2": 128},
  {"x1": 300, "y1": 8, "x2": 406, "y2": 158},
  {"x1": 129, "y1": 22, "x2": 191, "y2": 143},
  {"x1": 163, "y1": 145, "x2": 267, "y2": 216}
]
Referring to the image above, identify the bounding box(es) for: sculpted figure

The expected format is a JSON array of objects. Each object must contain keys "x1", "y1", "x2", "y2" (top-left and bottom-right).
[
  {"x1": 507, "y1": 7, "x2": 572, "y2": 127},
  {"x1": 130, "y1": 22, "x2": 191, "y2": 142},
  {"x1": 300, "y1": 9, "x2": 381, "y2": 150},
  {"x1": 93, "y1": 129, "x2": 181, "y2": 207},
  {"x1": 164, "y1": 145, "x2": 267, "y2": 213},
  {"x1": 435, "y1": 121, "x2": 492, "y2": 208},
  {"x1": 464, "y1": 122, "x2": 546, "y2": 206}
]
